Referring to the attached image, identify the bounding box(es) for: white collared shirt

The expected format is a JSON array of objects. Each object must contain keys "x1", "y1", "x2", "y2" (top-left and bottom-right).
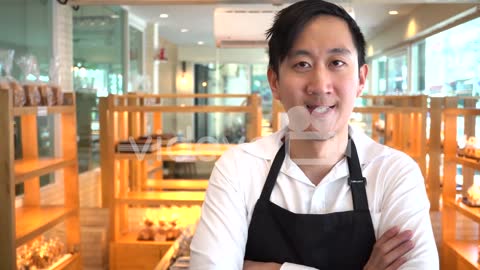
[{"x1": 190, "y1": 127, "x2": 439, "y2": 270}]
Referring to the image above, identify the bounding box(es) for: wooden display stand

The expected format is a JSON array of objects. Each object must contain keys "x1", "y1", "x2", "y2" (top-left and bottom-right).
[
  {"x1": 427, "y1": 97, "x2": 480, "y2": 212},
  {"x1": 100, "y1": 93, "x2": 262, "y2": 270},
  {"x1": 0, "y1": 90, "x2": 81, "y2": 270},
  {"x1": 442, "y1": 106, "x2": 480, "y2": 270}
]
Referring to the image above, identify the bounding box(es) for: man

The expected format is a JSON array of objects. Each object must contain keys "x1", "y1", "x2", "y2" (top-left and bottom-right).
[{"x1": 190, "y1": 1, "x2": 439, "y2": 269}]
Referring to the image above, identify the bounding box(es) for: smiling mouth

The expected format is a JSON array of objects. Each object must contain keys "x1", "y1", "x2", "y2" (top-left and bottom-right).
[{"x1": 306, "y1": 105, "x2": 335, "y2": 114}]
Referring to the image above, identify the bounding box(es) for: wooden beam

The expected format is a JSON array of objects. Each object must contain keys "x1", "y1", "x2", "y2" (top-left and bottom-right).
[{"x1": 0, "y1": 90, "x2": 16, "y2": 270}]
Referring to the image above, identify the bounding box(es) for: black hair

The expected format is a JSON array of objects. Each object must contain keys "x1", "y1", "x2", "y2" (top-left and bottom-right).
[{"x1": 266, "y1": 0, "x2": 366, "y2": 75}]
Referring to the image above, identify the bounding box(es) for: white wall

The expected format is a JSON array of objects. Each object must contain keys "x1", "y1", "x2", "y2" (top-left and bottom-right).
[
  {"x1": 156, "y1": 38, "x2": 179, "y2": 135},
  {"x1": 178, "y1": 46, "x2": 268, "y2": 64},
  {"x1": 144, "y1": 23, "x2": 155, "y2": 93},
  {"x1": 367, "y1": 3, "x2": 477, "y2": 56}
]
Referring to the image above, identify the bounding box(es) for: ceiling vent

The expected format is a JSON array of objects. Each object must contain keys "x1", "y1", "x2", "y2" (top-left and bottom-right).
[{"x1": 213, "y1": 8, "x2": 279, "y2": 48}]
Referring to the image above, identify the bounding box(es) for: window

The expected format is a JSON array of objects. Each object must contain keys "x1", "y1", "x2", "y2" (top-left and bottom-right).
[
  {"x1": 0, "y1": 0, "x2": 55, "y2": 194},
  {"x1": 386, "y1": 51, "x2": 408, "y2": 94},
  {"x1": 129, "y1": 26, "x2": 143, "y2": 91},
  {"x1": 420, "y1": 17, "x2": 480, "y2": 96},
  {"x1": 73, "y1": 6, "x2": 126, "y2": 172},
  {"x1": 412, "y1": 40, "x2": 426, "y2": 94},
  {"x1": 370, "y1": 56, "x2": 387, "y2": 95}
]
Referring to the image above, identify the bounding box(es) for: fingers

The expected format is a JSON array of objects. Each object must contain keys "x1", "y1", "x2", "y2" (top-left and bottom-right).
[
  {"x1": 381, "y1": 230, "x2": 413, "y2": 256},
  {"x1": 384, "y1": 239, "x2": 415, "y2": 267},
  {"x1": 243, "y1": 260, "x2": 253, "y2": 270},
  {"x1": 385, "y1": 256, "x2": 407, "y2": 270},
  {"x1": 376, "y1": 226, "x2": 400, "y2": 246},
  {"x1": 366, "y1": 227, "x2": 415, "y2": 269}
]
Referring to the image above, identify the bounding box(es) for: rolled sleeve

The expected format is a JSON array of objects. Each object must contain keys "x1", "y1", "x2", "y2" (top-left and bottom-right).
[
  {"x1": 378, "y1": 155, "x2": 439, "y2": 269},
  {"x1": 190, "y1": 156, "x2": 248, "y2": 270}
]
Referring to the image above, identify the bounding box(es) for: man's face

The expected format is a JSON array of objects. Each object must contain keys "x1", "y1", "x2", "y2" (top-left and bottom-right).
[{"x1": 268, "y1": 15, "x2": 368, "y2": 137}]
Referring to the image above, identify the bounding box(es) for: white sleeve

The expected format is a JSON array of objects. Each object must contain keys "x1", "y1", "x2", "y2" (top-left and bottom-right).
[
  {"x1": 280, "y1": 263, "x2": 319, "y2": 270},
  {"x1": 377, "y1": 154, "x2": 439, "y2": 270},
  {"x1": 190, "y1": 161, "x2": 248, "y2": 270}
]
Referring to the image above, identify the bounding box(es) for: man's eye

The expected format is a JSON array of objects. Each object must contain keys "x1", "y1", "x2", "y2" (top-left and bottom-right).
[
  {"x1": 294, "y1": 61, "x2": 311, "y2": 69},
  {"x1": 331, "y1": 60, "x2": 345, "y2": 67}
]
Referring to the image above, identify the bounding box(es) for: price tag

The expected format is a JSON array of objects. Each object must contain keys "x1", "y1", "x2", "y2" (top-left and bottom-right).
[{"x1": 37, "y1": 106, "x2": 47, "y2": 117}]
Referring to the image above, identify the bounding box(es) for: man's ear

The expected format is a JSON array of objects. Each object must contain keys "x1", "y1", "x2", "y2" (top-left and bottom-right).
[
  {"x1": 357, "y1": 64, "x2": 369, "y2": 97},
  {"x1": 267, "y1": 67, "x2": 280, "y2": 100}
]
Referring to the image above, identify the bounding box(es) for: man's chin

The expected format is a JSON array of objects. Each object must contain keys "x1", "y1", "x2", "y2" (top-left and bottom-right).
[{"x1": 287, "y1": 129, "x2": 336, "y2": 141}]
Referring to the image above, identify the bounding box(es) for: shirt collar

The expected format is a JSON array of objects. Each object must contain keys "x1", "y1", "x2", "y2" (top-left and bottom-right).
[
  {"x1": 238, "y1": 128, "x2": 286, "y2": 161},
  {"x1": 239, "y1": 126, "x2": 389, "y2": 182}
]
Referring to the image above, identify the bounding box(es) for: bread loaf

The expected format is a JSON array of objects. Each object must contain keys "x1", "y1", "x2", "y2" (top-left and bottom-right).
[
  {"x1": 51, "y1": 85, "x2": 64, "y2": 105},
  {"x1": 10, "y1": 81, "x2": 26, "y2": 107},
  {"x1": 23, "y1": 84, "x2": 41, "y2": 106},
  {"x1": 39, "y1": 84, "x2": 55, "y2": 106}
]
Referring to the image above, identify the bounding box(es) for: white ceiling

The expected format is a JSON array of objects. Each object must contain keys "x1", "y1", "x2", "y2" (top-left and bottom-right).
[{"x1": 125, "y1": 0, "x2": 478, "y2": 47}]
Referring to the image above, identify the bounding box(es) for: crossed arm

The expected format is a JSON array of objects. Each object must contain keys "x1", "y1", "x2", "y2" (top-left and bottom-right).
[
  {"x1": 190, "y1": 153, "x2": 438, "y2": 270},
  {"x1": 244, "y1": 226, "x2": 414, "y2": 270}
]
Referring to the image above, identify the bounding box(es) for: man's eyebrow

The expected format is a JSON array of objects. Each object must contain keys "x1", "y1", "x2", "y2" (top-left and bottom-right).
[
  {"x1": 328, "y1": 47, "x2": 352, "y2": 56},
  {"x1": 289, "y1": 49, "x2": 311, "y2": 57},
  {"x1": 289, "y1": 48, "x2": 352, "y2": 57}
]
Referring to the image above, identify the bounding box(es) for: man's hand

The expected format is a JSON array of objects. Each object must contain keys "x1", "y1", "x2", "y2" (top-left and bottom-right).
[
  {"x1": 364, "y1": 226, "x2": 415, "y2": 270},
  {"x1": 243, "y1": 260, "x2": 282, "y2": 270}
]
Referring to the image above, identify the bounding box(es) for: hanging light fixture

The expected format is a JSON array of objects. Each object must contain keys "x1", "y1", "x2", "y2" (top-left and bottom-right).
[{"x1": 180, "y1": 61, "x2": 187, "y2": 85}]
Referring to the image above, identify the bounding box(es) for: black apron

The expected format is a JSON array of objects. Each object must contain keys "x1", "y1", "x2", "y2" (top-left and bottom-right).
[{"x1": 244, "y1": 139, "x2": 375, "y2": 269}]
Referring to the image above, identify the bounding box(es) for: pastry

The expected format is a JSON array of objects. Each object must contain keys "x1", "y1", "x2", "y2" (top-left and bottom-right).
[{"x1": 467, "y1": 184, "x2": 480, "y2": 206}]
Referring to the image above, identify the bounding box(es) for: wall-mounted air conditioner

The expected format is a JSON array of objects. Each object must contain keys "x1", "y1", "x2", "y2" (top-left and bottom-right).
[{"x1": 213, "y1": 7, "x2": 279, "y2": 48}]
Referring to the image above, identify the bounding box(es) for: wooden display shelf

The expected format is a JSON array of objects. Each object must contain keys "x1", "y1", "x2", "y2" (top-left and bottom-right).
[
  {"x1": 13, "y1": 105, "x2": 75, "y2": 116},
  {"x1": 444, "y1": 240, "x2": 479, "y2": 270},
  {"x1": 144, "y1": 179, "x2": 209, "y2": 190},
  {"x1": 1, "y1": 89, "x2": 80, "y2": 270},
  {"x1": 112, "y1": 105, "x2": 253, "y2": 113},
  {"x1": 110, "y1": 234, "x2": 173, "y2": 270},
  {"x1": 15, "y1": 206, "x2": 76, "y2": 246},
  {"x1": 101, "y1": 94, "x2": 262, "y2": 270},
  {"x1": 353, "y1": 106, "x2": 425, "y2": 113},
  {"x1": 444, "y1": 108, "x2": 480, "y2": 116},
  {"x1": 445, "y1": 199, "x2": 480, "y2": 223},
  {"x1": 115, "y1": 152, "x2": 161, "y2": 160},
  {"x1": 15, "y1": 158, "x2": 76, "y2": 184},
  {"x1": 442, "y1": 104, "x2": 480, "y2": 269},
  {"x1": 116, "y1": 191, "x2": 205, "y2": 205},
  {"x1": 115, "y1": 143, "x2": 231, "y2": 162},
  {"x1": 116, "y1": 231, "x2": 174, "y2": 245},
  {"x1": 50, "y1": 253, "x2": 81, "y2": 270},
  {"x1": 449, "y1": 156, "x2": 480, "y2": 171}
]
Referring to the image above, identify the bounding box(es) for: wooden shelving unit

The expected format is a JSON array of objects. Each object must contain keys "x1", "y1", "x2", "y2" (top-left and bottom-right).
[
  {"x1": 442, "y1": 107, "x2": 480, "y2": 270},
  {"x1": 0, "y1": 90, "x2": 81, "y2": 270},
  {"x1": 100, "y1": 93, "x2": 262, "y2": 270}
]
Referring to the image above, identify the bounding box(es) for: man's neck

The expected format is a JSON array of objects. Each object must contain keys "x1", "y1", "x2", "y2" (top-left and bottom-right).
[{"x1": 287, "y1": 128, "x2": 349, "y2": 185}]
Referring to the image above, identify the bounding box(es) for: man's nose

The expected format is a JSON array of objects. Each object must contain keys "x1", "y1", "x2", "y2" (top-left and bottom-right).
[{"x1": 306, "y1": 67, "x2": 332, "y2": 96}]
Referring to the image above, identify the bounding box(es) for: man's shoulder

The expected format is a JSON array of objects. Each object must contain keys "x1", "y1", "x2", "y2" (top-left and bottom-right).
[
  {"x1": 219, "y1": 130, "x2": 284, "y2": 163},
  {"x1": 351, "y1": 127, "x2": 417, "y2": 168}
]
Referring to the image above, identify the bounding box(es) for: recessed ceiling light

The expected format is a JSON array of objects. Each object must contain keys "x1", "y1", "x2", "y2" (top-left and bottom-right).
[
  {"x1": 197, "y1": 41, "x2": 204, "y2": 45},
  {"x1": 159, "y1": 13, "x2": 168, "y2": 18},
  {"x1": 110, "y1": 14, "x2": 119, "y2": 19},
  {"x1": 180, "y1": 28, "x2": 189, "y2": 33},
  {"x1": 389, "y1": 10, "x2": 399, "y2": 15}
]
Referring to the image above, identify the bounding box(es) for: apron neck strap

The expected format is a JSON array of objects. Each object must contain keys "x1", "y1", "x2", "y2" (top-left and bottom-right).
[
  {"x1": 347, "y1": 138, "x2": 369, "y2": 211},
  {"x1": 259, "y1": 138, "x2": 369, "y2": 211},
  {"x1": 260, "y1": 144, "x2": 286, "y2": 201}
]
